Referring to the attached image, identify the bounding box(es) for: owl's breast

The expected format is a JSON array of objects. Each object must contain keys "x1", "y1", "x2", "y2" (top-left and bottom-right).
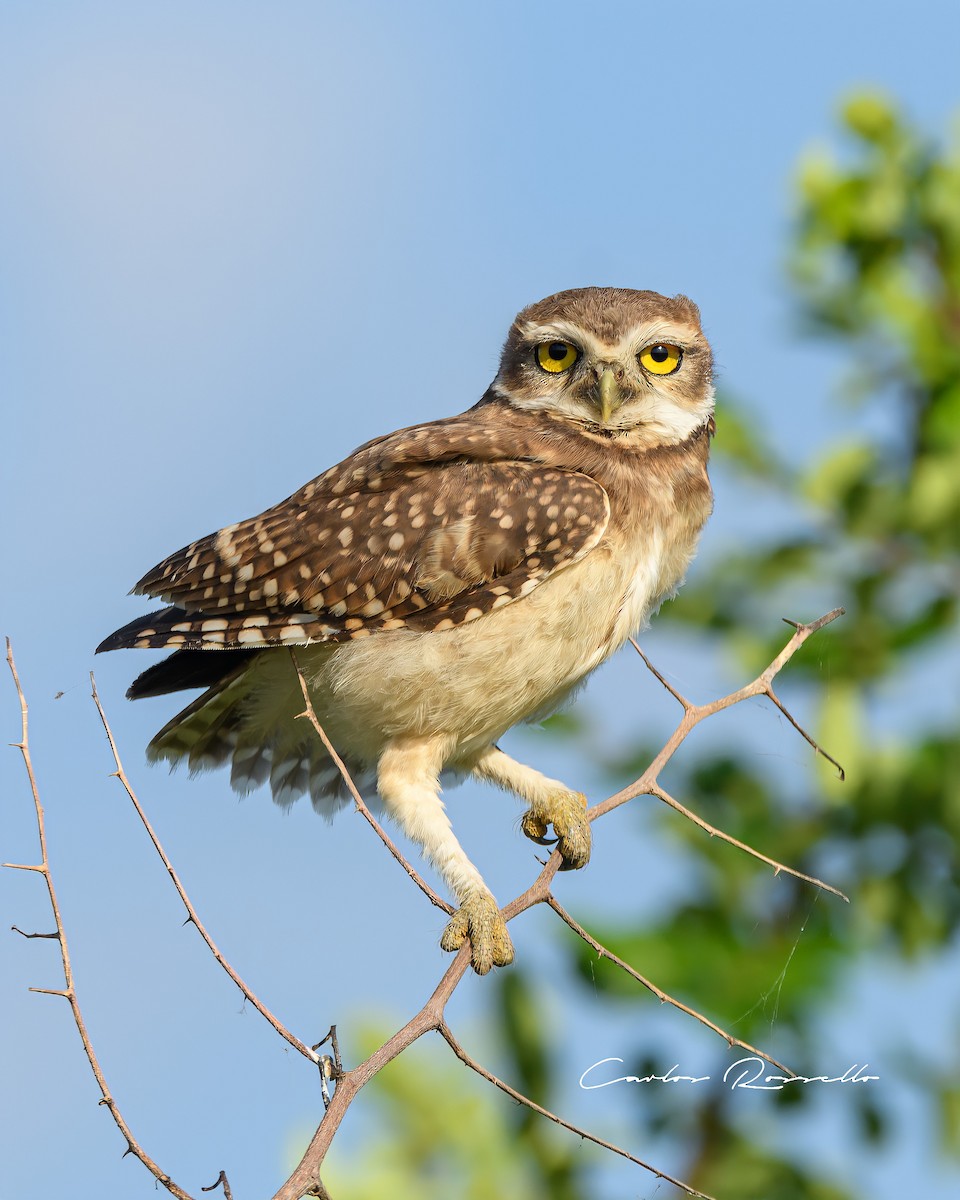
[
  {"x1": 303, "y1": 440, "x2": 712, "y2": 757},
  {"x1": 600, "y1": 455, "x2": 713, "y2": 650}
]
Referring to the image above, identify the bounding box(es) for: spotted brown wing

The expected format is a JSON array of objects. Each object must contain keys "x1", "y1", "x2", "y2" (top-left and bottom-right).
[{"x1": 102, "y1": 423, "x2": 610, "y2": 652}]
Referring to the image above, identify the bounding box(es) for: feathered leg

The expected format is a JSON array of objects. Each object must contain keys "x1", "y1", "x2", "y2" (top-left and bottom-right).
[
  {"x1": 378, "y1": 736, "x2": 514, "y2": 974},
  {"x1": 470, "y1": 745, "x2": 591, "y2": 870}
]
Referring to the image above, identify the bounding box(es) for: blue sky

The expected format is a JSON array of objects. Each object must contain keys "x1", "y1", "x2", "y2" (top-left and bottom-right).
[{"x1": 2, "y1": 3, "x2": 959, "y2": 1197}]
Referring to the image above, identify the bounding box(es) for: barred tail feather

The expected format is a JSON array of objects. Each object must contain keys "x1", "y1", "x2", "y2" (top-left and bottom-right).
[{"x1": 146, "y1": 662, "x2": 373, "y2": 818}]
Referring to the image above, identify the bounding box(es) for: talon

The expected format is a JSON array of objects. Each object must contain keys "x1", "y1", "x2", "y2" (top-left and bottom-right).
[
  {"x1": 521, "y1": 810, "x2": 550, "y2": 842},
  {"x1": 441, "y1": 891, "x2": 514, "y2": 975},
  {"x1": 522, "y1": 790, "x2": 591, "y2": 871}
]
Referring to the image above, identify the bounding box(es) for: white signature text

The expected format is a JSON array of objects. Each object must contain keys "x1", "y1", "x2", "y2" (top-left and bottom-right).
[{"x1": 579, "y1": 1056, "x2": 879, "y2": 1092}]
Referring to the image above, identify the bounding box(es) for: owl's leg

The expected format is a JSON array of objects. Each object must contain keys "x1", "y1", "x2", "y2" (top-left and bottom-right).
[
  {"x1": 470, "y1": 746, "x2": 591, "y2": 871},
  {"x1": 377, "y1": 737, "x2": 514, "y2": 975}
]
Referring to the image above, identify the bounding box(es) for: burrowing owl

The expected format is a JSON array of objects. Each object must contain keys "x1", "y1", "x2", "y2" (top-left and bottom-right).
[{"x1": 99, "y1": 287, "x2": 715, "y2": 973}]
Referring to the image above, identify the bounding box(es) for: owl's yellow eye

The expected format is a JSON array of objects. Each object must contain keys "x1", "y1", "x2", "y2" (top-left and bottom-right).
[
  {"x1": 639, "y1": 343, "x2": 683, "y2": 375},
  {"x1": 536, "y1": 340, "x2": 579, "y2": 374}
]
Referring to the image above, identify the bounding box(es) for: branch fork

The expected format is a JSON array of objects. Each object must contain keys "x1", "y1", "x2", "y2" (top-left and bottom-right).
[{"x1": 6, "y1": 610, "x2": 847, "y2": 1200}]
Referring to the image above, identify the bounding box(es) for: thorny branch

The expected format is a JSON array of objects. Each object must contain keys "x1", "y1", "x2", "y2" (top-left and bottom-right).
[
  {"x1": 617, "y1": 609, "x2": 849, "y2": 904},
  {"x1": 6, "y1": 611, "x2": 848, "y2": 1200},
  {"x1": 202, "y1": 1171, "x2": 235, "y2": 1200},
  {"x1": 90, "y1": 677, "x2": 321, "y2": 1066},
  {"x1": 290, "y1": 650, "x2": 453, "y2": 915},
  {"x1": 437, "y1": 1021, "x2": 716, "y2": 1199},
  {"x1": 3, "y1": 640, "x2": 196, "y2": 1200},
  {"x1": 545, "y1": 895, "x2": 795, "y2": 1075}
]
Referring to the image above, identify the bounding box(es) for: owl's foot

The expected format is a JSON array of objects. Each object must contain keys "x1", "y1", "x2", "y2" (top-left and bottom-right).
[
  {"x1": 440, "y1": 890, "x2": 514, "y2": 975},
  {"x1": 521, "y1": 790, "x2": 591, "y2": 871}
]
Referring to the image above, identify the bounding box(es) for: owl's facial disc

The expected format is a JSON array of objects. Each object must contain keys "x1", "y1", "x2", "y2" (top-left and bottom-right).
[{"x1": 490, "y1": 291, "x2": 714, "y2": 447}]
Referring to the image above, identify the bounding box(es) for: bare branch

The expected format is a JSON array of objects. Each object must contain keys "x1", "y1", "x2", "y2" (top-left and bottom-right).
[
  {"x1": 90, "y1": 675, "x2": 320, "y2": 1065},
  {"x1": 546, "y1": 895, "x2": 795, "y2": 1074},
  {"x1": 201, "y1": 1171, "x2": 234, "y2": 1200},
  {"x1": 11, "y1": 925, "x2": 59, "y2": 940},
  {"x1": 314, "y1": 1026, "x2": 344, "y2": 1109},
  {"x1": 277, "y1": 938, "x2": 713, "y2": 1200},
  {"x1": 5, "y1": 640, "x2": 195, "y2": 1200},
  {"x1": 437, "y1": 1020, "x2": 717, "y2": 1200},
  {"x1": 290, "y1": 650, "x2": 453, "y2": 914},
  {"x1": 766, "y1": 684, "x2": 845, "y2": 781},
  {"x1": 277, "y1": 612, "x2": 847, "y2": 1196},
  {"x1": 650, "y1": 783, "x2": 848, "y2": 901},
  {"x1": 272, "y1": 949, "x2": 474, "y2": 1200},
  {"x1": 590, "y1": 610, "x2": 848, "y2": 902},
  {"x1": 313, "y1": 1025, "x2": 344, "y2": 1076},
  {"x1": 8, "y1": 611, "x2": 848, "y2": 1198},
  {"x1": 630, "y1": 636, "x2": 691, "y2": 708}
]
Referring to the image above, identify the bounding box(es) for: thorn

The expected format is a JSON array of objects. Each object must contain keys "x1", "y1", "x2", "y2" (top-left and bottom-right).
[
  {"x1": 202, "y1": 1169, "x2": 233, "y2": 1197},
  {"x1": 781, "y1": 617, "x2": 801, "y2": 629}
]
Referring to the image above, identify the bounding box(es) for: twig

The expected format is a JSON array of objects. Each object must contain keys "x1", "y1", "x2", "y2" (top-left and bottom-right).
[
  {"x1": 596, "y1": 610, "x2": 849, "y2": 901},
  {"x1": 437, "y1": 1020, "x2": 716, "y2": 1200},
  {"x1": 9, "y1": 611, "x2": 847, "y2": 1200},
  {"x1": 4, "y1": 640, "x2": 195, "y2": 1200},
  {"x1": 272, "y1": 948, "x2": 473, "y2": 1200},
  {"x1": 650, "y1": 783, "x2": 848, "y2": 901},
  {"x1": 276, "y1": 614, "x2": 848, "y2": 1199},
  {"x1": 546, "y1": 895, "x2": 795, "y2": 1075},
  {"x1": 767, "y1": 683, "x2": 845, "y2": 780},
  {"x1": 313, "y1": 1025, "x2": 344, "y2": 1109},
  {"x1": 630, "y1": 637, "x2": 691, "y2": 707},
  {"x1": 201, "y1": 1171, "x2": 234, "y2": 1200},
  {"x1": 274, "y1": 941, "x2": 716, "y2": 1200},
  {"x1": 290, "y1": 651, "x2": 453, "y2": 914},
  {"x1": 90, "y1": 675, "x2": 320, "y2": 1065},
  {"x1": 11, "y1": 925, "x2": 59, "y2": 940}
]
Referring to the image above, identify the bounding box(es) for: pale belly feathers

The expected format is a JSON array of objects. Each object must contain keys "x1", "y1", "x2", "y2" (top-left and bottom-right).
[{"x1": 238, "y1": 516, "x2": 700, "y2": 770}]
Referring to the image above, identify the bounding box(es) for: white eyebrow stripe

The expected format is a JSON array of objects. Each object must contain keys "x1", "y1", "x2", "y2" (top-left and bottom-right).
[{"x1": 518, "y1": 318, "x2": 700, "y2": 359}]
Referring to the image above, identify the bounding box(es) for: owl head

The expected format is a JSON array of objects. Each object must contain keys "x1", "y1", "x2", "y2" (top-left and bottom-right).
[{"x1": 492, "y1": 287, "x2": 714, "y2": 444}]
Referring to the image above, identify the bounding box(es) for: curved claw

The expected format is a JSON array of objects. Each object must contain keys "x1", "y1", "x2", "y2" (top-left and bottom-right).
[
  {"x1": 521, "y1": 791, "x2": 591, "y2": 871},
  {"x1": 520, "y1": 810, "x2": 548, "y2": 842}
]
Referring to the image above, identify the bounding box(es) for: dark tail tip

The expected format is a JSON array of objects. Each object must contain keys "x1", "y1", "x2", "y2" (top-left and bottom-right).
[{"x1": 95, "y1": 606, "x2": 185, "y2": 654}]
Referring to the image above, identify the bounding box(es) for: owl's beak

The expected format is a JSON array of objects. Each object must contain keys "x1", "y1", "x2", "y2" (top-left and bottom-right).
[{"x1": 598, "y1": 367, "x2": 622, "y2": 423}]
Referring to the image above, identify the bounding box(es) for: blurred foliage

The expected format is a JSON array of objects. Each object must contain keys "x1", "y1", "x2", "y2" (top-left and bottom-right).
[
  {"x1": 564, "y1": 91, "x2": 960, "y2": 1197},
  {"x1": 328, "y1": 94, "x2": 960, "y2": 1198},
  {"x1": 663, "y1": 89, "x2": 960, "y2": 959}
]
